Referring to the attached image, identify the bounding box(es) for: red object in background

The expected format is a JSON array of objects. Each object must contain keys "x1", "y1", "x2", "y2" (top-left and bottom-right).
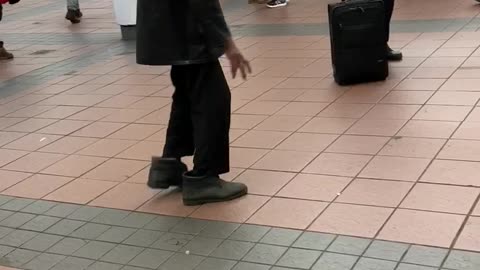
[{"x1": 0, "y1": 0, "x2": 8, "y2": 4}]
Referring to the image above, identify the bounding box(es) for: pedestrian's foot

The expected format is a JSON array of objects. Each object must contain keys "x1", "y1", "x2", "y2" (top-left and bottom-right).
[
  {"x1": 65, "y1": 9, "x2": 81, "y2": 24},
  {"x1": 147, "y1": 157, "x2": 187, "y2": 189},
  {"x1": 75, "y1": 9, "x2": 83, "y2": 18},
  {"x1": 387, "y1": 45, "x2": 403, "y2": 61},
  {"x1": 0, "y1": 47, "x2": 14, "y2": 60},
  {"x1": 266, "y1": 0, "x2": 288, "y2": 8},
  {"x1": 182, "y1": 173, "x2": 248, "y2": 206}
]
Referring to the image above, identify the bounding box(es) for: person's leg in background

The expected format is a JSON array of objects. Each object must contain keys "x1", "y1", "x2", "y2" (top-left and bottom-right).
[
  {"x1": 66, "y1": 0, "x2": 82, "y2": 24},
  {"x1": 0, "y1": 40, "x2": 14, "y2": 60},
  {"x1": 384, "y1": 0, "x2": 403, "y2": 61}
]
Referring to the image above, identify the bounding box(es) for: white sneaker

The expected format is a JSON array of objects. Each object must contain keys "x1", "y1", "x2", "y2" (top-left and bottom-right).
[{"x1": 266, "y1": 0, "x2": 288, "y2": 8}]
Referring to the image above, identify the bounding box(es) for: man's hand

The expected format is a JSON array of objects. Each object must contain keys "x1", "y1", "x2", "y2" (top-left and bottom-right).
[{"x1": 225, "y1": 38, "x2": 252, "y2": 80}]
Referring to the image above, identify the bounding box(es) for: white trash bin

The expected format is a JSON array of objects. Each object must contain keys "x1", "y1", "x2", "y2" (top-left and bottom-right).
[{"x1": 113, "y1": 0, "x2": 137, "y2": 40}]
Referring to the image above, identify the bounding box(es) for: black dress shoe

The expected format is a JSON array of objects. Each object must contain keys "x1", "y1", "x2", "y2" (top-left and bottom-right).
[
  {"x1": 182, "y1": 173, "x2": 248, "y2": 206},
  {"x1": 148, "y1": 157, "x2": 187, "y2": 189},
  {"x1": 387, "y1": 46, "x2": 403, "y2": 61}
]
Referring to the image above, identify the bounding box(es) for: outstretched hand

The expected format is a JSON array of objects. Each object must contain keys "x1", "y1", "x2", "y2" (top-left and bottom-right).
[{"x1": 225, "y1": 39, "x2": 252, "y2": 80}]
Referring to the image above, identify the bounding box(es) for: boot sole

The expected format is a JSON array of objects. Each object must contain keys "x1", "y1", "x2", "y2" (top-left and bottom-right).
[
  {"x1": 147, "y1": 178, "x2": 182, "y2": 189},
  {"x1": 387, "y1": 57, "x2": 403, "y2": 62},
  {"x1": 183, "y1": 189, "x2": 248, "y2": 206},
  {"x1": 147, "y1": 180, "x2": 173, "y2": 189},
  {"x1": 66, "y1": 16, "x2": 81, "y2": 23}
]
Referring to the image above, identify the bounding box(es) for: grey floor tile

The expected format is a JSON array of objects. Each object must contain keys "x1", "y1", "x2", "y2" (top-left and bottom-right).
[
  {"x1": 444, "y1": 250, "x2": 480, "y2": 270},
  {"x1": 21, "y1": 201, "x2": 57, "y2": 215},
  {"x1": 260, "y1": 228, "x2": 302, "y2": 246},
  {"x1": 143, "y1": 216, "x2": 182, "y2": 231},
  {"x1": 199, "y1": 221, "x2": 240, "y2": 239},
  {"x1": 47, "y1": 237, "x2": 89, "y2": 255},
  {"x1": 243, "y1": 243, "x2": 287, "y2": 265},
  {"x1": 364, "y1": 240, "x2": 409, "y2": 261},
  {"x1": 128, "y1": 248, "x2": 173, "y2": 269},
  {"x1": 0, "y1": 210, "x2": 14, "y2": 223},
  {"x1": 73, "y1": 241, "x2": 116, "y2": 260},
  {"x1": 171, "y1": 218, "x2": 210, "y2": 235},
  {"x1": 68, "y1": 206, "x2": 105, "y2": 222},
  {"x1": 0, "y1": 245, "x2": 15, "y2": 257},
  {"x1": 353, "y1": 257, "x2": 397, "y2": 270},
  {"x1": 70, "y1": 223, "x2": 111, "y2": 239},
  {"x1": 0, "y1": 212, "x2": 36, "y2": 228},
  {"x1": 123, "y1": 229, "x2": 164, "y2": 247},
  {"x1": 293, "y1": 232, "x2": 336, "y2": 251},
  {"x1": 121, "y1": 266, "x2": 150, "y2": 270},
  {"x1": 91, "y1": 209, "x2": 130, "y2": 225},
  {"x1": 120, "y1": 212, "x2": 156, "y2": 228},
  {"x1": 20, "y1": 215, "x2": 61, "y2": 232},
  {"x1": 233, "y1": 262, "x2": 270, "y2": 270},
  {"x1": 45, "y1": 219, "x2": 86, "y2": 236},
  {"x1": 0, "y1": 248, "x2": 40, "y2": 267},
  {"x1": 397, "y1": 263, "x2": 438, "y2": 270},
  {"x1": 151, "y1": 232, "x2": 194, "y2": 251},
  {"x1": 21, "y1": 233, "x2": 63, "y2": 252},
  {"x1": 0, "y1": 226, "x2": 14, "y2": 239},
  {"x1": 312, "y1": 252, "x2": 358, "y2": 270},
  {"x1": 403, "y1": 245, "x2": 448, "y2": 267},
  {"x1": 158, "y1": 253, "x2": 204, "y2": 270},
  {"x1": 180, "y1": 236, "x2": 223, "y2": 256},
  {"x1": 327, "y1": 236, "x2": 371, "y2": 256},
  {"x1": 0, "y1": 195, "x2": 13, "y2": 207},
  {"x1": 97, "y1": 226, "x2": 137, "y2": 243},
  {"x1": 276, "y1": 248, "x2": 322, "y2": 269},
  {"x1": 22, "y1": 253, "x2": 65, "y2": 270},
  {"x1": 87, "y1": 261, "x2": 123, "y2": 270},
  {"x1": 211, "y1": 240, "x2": 255, "y2": 260},
  {"x1": 195, "y1": 258, "x2": 236, "y2": 270},
  {"x1": 51, "y1": 257, "x2": 94, "y2": 270},
  {"x1": 229, "y1": 224, "x2": 270, "y2": 243},
  {"x1": 44, "y1": 203, "x2": 81, "y2": 218},
  {"x1": 100, "y1": 244, "x2": 144, "y2": 265},
  {"x1": 0, "y1": 230, "x2": 38, "y2": 247},
  {"x1": 0, "y1": 198, "x2": 35, "y2": 211}
]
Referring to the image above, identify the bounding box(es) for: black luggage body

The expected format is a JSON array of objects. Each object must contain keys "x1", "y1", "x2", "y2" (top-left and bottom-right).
[{"x1": 328, "y1": 0, "x2": 388, "y2": 85}]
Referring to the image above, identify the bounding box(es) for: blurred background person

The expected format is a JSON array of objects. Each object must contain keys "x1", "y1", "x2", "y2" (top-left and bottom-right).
[
  {"x1": 0, "y1": 0, "x2": 20, "y2": 60},
  {"x1": 66, "y1": 0, "x2": 82, "y2": 24}
]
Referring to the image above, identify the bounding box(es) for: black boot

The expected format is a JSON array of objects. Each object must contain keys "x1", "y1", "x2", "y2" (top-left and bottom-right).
[
  {"x1": 65, "y1": 9, "x2": 81, "y2": 24},
  {"x1": 0, "y1": 43, "x2": 13, "y2": 61},
  {"x1": 387, "y1": 45, "x2": 403, "y2": 61},
  {"x1": 182, "y1": 173, "x2": 248, "y2": 206},
  {"x1": 147, "y1": 157, "x2": 187, "y2": 189},
  {"x1": 75, "y1": 9, "x2": 83, "y2": 18}
]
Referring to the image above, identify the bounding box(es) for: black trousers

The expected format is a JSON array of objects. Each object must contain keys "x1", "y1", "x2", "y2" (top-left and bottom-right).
[
  {"x1": 163, "y1": 60, "x2": 231, "y2": 176},
  {"x1": 384, "y1": 0, "x2": 394, "y2": 42}
]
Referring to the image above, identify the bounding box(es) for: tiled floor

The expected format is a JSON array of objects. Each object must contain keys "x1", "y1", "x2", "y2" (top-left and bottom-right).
[
  {"x1": 0, "y1": 197, "x2": 477, "y2": 270},
  {"x1": 1, "y1": 0, "x2": 480, "y2": 269}
]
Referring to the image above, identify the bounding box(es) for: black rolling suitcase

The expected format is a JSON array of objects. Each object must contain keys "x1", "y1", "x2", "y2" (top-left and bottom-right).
[{"x1": 328, "y1": 0, "x2": 388, "y2": 85}]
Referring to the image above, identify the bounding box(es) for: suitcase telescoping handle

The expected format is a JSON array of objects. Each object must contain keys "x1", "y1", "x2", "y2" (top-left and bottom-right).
[{"x1": 340, "y1": 0, "x2": 367, "y2": 13}]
